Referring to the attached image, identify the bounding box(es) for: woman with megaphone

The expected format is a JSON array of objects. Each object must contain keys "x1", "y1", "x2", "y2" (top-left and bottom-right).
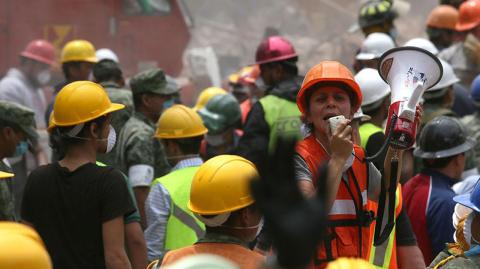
[{"x1": 294, "y1": 60, "x2": 424, "y2": 269}]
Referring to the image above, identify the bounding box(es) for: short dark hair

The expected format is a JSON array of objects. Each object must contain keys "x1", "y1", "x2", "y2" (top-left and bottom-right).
[
  {"x1": 93, "y1": 59, "x2": 123, "y2": 83},
  {"x1": 164, "y1": 136, "x2": 203, "y2": 155},
  {"x1": 50, "y1": 116, "x2": 108, "y2": 159},
  {"x1": 422, "y1": 155, "x2": 457, "y2": 169}
]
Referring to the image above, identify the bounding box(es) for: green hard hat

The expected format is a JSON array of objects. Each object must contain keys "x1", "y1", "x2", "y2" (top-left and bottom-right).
[{"x1": 198, "y1": 94, "x2": 241, "y2": 134}]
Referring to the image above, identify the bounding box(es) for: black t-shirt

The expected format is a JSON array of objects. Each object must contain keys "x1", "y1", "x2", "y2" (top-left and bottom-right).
[{"x1": 22, "y1": 162, "x2": 135, "y2": 269}]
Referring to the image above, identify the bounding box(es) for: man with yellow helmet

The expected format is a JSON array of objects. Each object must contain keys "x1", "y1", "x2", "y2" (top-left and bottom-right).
[
  {"x1": 145, "y1": 104, "x2": 208, "y2": 262},
  {"x1": 22, "y1": 81, "x2": 135, "y2": 269},
  {"x1": 159, "y1": 154, "x2": 264, "y2": 269}
]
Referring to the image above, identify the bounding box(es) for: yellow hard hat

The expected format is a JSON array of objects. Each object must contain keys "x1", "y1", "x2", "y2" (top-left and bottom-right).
[
  {"x1": 188, "y1": 155, "x2": 258, "y2": 215},
  {"x1": 61, "y1": 39, "x2": 97, "y2": 63},
  {"x1": 155, "y1": 104, "x2": 208, "y2": 139},
  {"x1": 0, "y1": 233, "x2": 52, "y2": 269},
  {"x1": 193, "y1": 87, "x2": 227, "y2": 111},
  {"x1": 0, "y1": 171, "x2": 13, "y2": 179},
  {"x1": 50, "y1": 81, "x2": 124, "y2": 129},
  {"x1": 0, "y1": 222, "x2": 44, "y2": 246},
  {"x1": 326, "y1": 258, "x2": 374, "y2": 269}
]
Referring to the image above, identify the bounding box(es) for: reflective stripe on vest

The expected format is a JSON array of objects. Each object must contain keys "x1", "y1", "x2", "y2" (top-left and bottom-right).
[
  {"x1": 359, "y1": 123, "x2": 384, "y2": 149},
  {"x1": 330, "y1": 190, "x2": 368, "y2": 216},
  {"x1": 368, "y1": 185, "x2": 402, "y2": 269},
  {"x1": 259, "y1": 95, "x2": 302, "y2": 152},
  {"x1": 151, "y1": 166, "x2": 205, "y2": 251}
]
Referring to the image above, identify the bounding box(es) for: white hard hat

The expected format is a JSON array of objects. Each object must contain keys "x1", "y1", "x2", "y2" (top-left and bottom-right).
[
  {"x1": 404, "y1": 38, "x2": 439, "y2": 55},
  {"x1": 429, "y1": 59, "x2": 459, "y2": 91},
  {"x1": 356, "y1": 33, "x2": 395, "y2": 61},
  {"x1": 355, "y1": 68, "x2": 391, "y2": 106},
  {"x1": 353, "y1": 107, "x2": 371, "y2": 121},
  {"x1": 96, "y1": 48, "x2": 119, "y2": 63}
]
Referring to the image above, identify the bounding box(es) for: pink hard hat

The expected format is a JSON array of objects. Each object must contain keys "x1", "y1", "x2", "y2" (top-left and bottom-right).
[
  {"x1": 255, "y1": 36, "x2": 297, "y2": 65},
  {"x1": 20, "y1": 39, "x2": 55, "y2": 66}
]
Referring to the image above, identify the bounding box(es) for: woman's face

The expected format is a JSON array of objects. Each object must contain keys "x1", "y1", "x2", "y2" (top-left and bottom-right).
[{"x1": 306, "y1": 86, "x2": 353, "y2": 136}]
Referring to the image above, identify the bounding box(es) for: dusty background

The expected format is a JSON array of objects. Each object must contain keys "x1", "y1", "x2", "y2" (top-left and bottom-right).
[{"x1": 183, "y1": 0, "x2": 440, "y2": 80}]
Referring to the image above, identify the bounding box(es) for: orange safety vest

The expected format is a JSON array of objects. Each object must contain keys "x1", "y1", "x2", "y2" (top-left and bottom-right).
[
  {"x1": 296, "y1": 135, "x2": 377, "y2": 269},
  {"x1": 161, "y1": 242, "x2": 264, "y2": 269}
]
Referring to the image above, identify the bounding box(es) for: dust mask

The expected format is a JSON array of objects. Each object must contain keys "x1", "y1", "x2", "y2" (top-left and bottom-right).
[
  {"x1": 105, "y1": 125, "x2": 116, "y2": 153},
  {"x1": 36, "y1": 70, "x2": 51, "y2": 86}
]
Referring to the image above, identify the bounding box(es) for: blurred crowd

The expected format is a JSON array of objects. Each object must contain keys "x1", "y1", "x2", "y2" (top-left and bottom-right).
[{"x1": 4, "y1": 1, "x2": 480, "y2": 269}]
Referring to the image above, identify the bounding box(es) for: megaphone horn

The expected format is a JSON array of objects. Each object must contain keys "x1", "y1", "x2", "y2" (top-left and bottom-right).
[{"x1": 378, "y1": 46, "x2": 442, "y2": 149}]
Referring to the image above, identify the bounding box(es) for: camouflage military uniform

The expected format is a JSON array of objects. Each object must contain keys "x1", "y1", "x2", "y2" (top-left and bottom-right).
[
  {"x1": 0, "y1": 100, "x2": 38, "y2": 220},
  {"x1": 428, "y1": 246, "x2": 480, "y2": 269},
  {"x1": 115, "y1": 68, "x2": 177, "y2": 187},
  {"x1": 97, "y1": 81, "x2": 134, "y2": 165},
  {"x1": 0, "y1": 161, "x2": 15, "y2": 221},
  {"x1": 461, "y1": 112, "x2": 480, "y2": 169},
  {"x1": 115, "y1": 111, "x2": 170, "y2": 180}
]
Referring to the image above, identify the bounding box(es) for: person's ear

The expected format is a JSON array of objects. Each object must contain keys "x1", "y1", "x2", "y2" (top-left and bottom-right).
[{"x1": 89, "y1": 123, "x2": 100, "y2": 139}]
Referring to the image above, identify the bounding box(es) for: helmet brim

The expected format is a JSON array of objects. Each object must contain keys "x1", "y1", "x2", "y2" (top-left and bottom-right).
[{"x1": 413, "y1": 137, "x2": 475, "y2": 159}]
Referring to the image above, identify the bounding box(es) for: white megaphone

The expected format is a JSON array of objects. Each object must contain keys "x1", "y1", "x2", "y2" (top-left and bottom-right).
[{"x1": 378, "y1": 46, "x2": 442, "y2": 149}]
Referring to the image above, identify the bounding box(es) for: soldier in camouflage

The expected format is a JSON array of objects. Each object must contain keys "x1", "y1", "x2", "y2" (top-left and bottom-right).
[
  {"x1": 115, "y1": 68, "x2": 177, "y2": 227},
  {"x1": 0, "y1": 100, "x2": 38, "y2": 220},
  {"x1": 92, "y1": 59, "x2": 134, "y2": 165}
]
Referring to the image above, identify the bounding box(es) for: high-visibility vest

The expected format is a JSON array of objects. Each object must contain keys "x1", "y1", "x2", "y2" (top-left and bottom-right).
[
  {"x1": 296, "y1": 135, "x2": 377, "y2": 269},
  {"x1": 359, "y1": 123, "x2": 384, "y2": 149},
  {"x1": 259, "y1": 95, "x2": 302, "y2": 152},
  {"x1": 151, "y1": 166, "x2": 205, "y2": 251},
  {"x1": 367, "y1": 185, "x2": 403, "y2": 269}
]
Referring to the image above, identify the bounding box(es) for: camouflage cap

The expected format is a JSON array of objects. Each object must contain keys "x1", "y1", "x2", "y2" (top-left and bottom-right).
[
  {"x1": 0, "y1": 101, "x2": 38, "y2": 141},
  {"x1": 130, "y1": 68, "x2": 178, "y2": 96},
  {"x1": 165, "y1": 75, "x2": 180, "y2": 94}
]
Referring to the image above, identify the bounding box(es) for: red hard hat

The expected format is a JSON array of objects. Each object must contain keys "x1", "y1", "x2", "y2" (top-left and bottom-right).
[
  {"x1": 297, "y1": 61, "x2": 362, "y2": 115},
  {"x1": 456, "y1": 0, "x2": 480, "y2": 32},
  {"x1": 20, "y1": 39, "x2": 55, "y2": 66},
  {"x1": 255, "y1": 36, "x2": 297, "y2": 65}
]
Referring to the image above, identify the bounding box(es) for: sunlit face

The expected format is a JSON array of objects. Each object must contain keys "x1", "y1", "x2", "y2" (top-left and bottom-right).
[{"x1": 306, "y1": 86, "x2": 353, "y2": 136}]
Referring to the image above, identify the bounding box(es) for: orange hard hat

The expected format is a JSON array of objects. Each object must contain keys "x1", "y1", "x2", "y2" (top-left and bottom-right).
[
  {"x1": 426, "y1": 5, "x2": 459, "y2": 30},
  {"x1": 456, "y1": 0, "x2": 480, "y2": 32},
  {"x1": 238, "y1": 65, "x2": 260, "y2": 85},
  {"x1": 297, "y1": 61, "x2": 362, "y2": 115}
]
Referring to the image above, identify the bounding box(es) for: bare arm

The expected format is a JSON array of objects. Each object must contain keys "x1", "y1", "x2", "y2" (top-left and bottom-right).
[
  {"x1": 133, "y1": 187, "x2": 149, "y2": 229},
  {"x1": 397, "y1": 245, "x2": 425, "y2": 269},
  {"x1": 125, "y1": 222, "x2": 147, "y2": 269},
  {"x1": 103, "y1": 217, "x2": 132, "y2": 269}
]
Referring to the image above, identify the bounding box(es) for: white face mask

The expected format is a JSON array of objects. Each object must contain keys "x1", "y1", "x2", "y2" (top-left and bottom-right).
[
  {"x1": 105, "y1": 125, "x2": 116, "y2": 153},
  {"x1": 464, "y1": 213, "x2": 479, "y2": 246},
  {"x1": 36, "y1": 69, "x2": 51, "y2": 86}
]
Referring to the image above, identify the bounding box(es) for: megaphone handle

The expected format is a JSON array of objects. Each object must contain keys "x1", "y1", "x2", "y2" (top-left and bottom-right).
[{"x1": 406, "y1": 83, "x2": 424, "y2": 112}]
